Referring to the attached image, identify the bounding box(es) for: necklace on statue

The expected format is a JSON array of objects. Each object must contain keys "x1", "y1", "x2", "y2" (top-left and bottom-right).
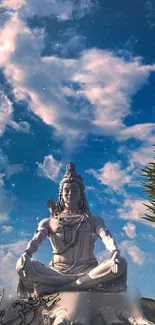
[
  {"x1": 62, "y1": 226, "x2": 80, "y2": 247},
  {"x1": 59, "y1": 214, "x2": 87, "y2": 247}
]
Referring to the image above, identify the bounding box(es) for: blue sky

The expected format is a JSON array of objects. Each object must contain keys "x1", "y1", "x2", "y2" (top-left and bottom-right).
[{"x1": 0, "y1": 0, "x2": 155, "y2": 299}]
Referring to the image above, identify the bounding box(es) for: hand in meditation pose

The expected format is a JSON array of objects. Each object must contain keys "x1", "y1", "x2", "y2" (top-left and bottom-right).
[{"x1": 16, "y1": 163, "x2": 127, "y2": 298}]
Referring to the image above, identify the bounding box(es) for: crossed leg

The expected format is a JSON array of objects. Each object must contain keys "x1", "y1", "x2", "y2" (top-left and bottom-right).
[
  {"x1": 16, "y1": 257, "x2": 79, "y2": 297},
  {"x1": 16, "y1": 256, "x2": 127, "y2": 297},
  {"x1": 60, "y1": 256, "x2": 127, "y2": 290}
]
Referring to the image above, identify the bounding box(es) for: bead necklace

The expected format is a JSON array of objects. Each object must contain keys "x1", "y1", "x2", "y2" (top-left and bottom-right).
[
  {"x1": 61, "y1": 226, "x2": 80, "y2": 247},
  {"x1": 58, "y1": 214, "x2": 87, "y2": 247}
]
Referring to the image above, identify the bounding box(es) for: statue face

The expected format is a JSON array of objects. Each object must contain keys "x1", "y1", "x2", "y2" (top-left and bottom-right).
[{"x1": 62, "y1": 182, "x2": 81, "y2": 209}]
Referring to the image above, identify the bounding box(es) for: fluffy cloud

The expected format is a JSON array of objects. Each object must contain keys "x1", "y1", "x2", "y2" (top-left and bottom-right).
[
  {"x1": 0, "y1": 4, "x2": 155, "y2": 147},
  {"x1": 123, "y1": 222, "x2": 137, "y2": 239},
  {"x1": 86, "y1": 161, "x2": 131, "y2": 191},
  {"x1": 117, "y1": 198, "x2": 155, "y2": 228},
  {"x1": 85, "y1": 185, "x2": 96, "y2": 191},
  {"x1": 1, "y1": 225, "x2": 13, "y2": 233},
  {"x1": 117, "y1": 142, "x2": 155, "y2": 194},
  {"x1": 37, "y1": 155, "x2": 62, "y2": 182},
  {"x1": 1, "y1": 0, "x2": 99, "y2": 22},
  {"x1": 0, "y1": 0, "x2": 25, "y2": 10},
  {"x1": 9, "y1": 120, "x2": 31, "y2": 134},
  {"x1": 0, "y1": 149, "x2": 23, "y2": 179},
  {"x1": 0, "y1": 240, "x2": 28, "y2": 297},
  {"x1": 18, "y1": 0, "x2": 99, "y2": 21},
  {"x1": 0, "y1": 214, "x2": 9, "y2": 223},
  {"x1": 0, "y1": 91, "x2": 13, "y2": 136},
  {"x1": 0, "y1": 13, "x2": 20, "y2": 66},
  {"x1": 118, "y1": 123, "x2": 155, "y2": 143},
  {"x1": 0, "y1": 174, "x2": 5, "y2": 186},
  {"x1": 128, "y1": 144, "x2": 155, "y2": 169},
  {"x1": 5, "y1": 163, "x2": 23, "y2": 179},
  {"x1": 0, "y1": 0, "x2": 155, "y2": 150},
  {"x1": 0, "y1": 186, "x2": 15, "y2": 224},
  {"x1": 145, "y1": 0, "x2": 155, "y2": 30},
  {"x1": 119, "y1": 240, "x2": 146, "y2": 265},
  {"x1": 97, "y1": 237, "x2": 147, "y2": 266},
  {"x1": 0, "y1": 89, "x2": 30, "y2": 139},
  {"x1": 0, "y1": 150, "x2": 17, "y2": 224}
]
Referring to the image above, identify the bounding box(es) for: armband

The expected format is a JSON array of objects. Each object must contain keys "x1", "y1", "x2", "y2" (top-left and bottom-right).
[
  {"x1": 111, "y1": 249, "x2": 120, "y2": 257},
  {"x1": 24, "y1": 250, "x2": 32, "y2": 258}
]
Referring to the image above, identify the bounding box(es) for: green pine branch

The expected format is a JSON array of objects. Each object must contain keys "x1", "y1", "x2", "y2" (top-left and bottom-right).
[{"x1": 140, "y1": 146, "x2": 155, "y2": 223}]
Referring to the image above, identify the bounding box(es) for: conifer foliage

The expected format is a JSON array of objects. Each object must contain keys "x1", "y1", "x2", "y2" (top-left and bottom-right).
[{"x1": 140, "y1": 145, "x2": 155, "y2": 223}]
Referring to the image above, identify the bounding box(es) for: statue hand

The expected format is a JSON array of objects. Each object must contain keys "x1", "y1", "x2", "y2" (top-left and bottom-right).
[{"x1": 111, "y1": 251, "x2": 120, "y2": 274}]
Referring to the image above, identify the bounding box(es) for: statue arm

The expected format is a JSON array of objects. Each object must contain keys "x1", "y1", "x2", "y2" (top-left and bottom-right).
[
  {"x1": 95, "y1": 216, "x2": 119, "y2": 255},
  {"x1": 24, "y1": 218, "x2": 49, "y2": 257}
]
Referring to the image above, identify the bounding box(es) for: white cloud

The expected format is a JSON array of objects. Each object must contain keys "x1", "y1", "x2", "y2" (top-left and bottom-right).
[
  {"x1": 117, "y1": 142, "x2": 155, "y2": 192},
  {"x1": 145, "y1": 0, "x2": 155, "y2": 30},
  {"x1": 0, "y1": 174, "x2": 5, "y2": 186},
  {"x1": 0, "y1": 0, "x2": 25, "y2": 10},
  {"x1": 0, "y1": 149, "x2": 23, "y2": 179},
  {"x1": 85, "y1": 185, "x2": 96, "y2": 191},
  {"x1": 148, "y1": 234, "x2": 155, "y2": 242},
  {"x1": 86, "y1": 161, "x2": 131, "y2": 192},
  {"x1": 128, "y1": 145, "x2": 155, "y2": 169},
  {"x1": 0, "y1": 213, "x2": 10, "y2": 223},
  {"x1": 0, "y1": 13, "x2": 20, "y2": 66},
  {"x1": 117, "y1": 198, "x2": 155, "y2": 228},
  {"x1": 0, "y1": 186, "x2": 15, "y2": 224},
  {"x1": 37, "y1": 155, "x2": 62, "y2": 182},
  {"x1": 18, "y1": 0, "x2": 98, "y2": 21},
  {"x1": 9, "y1": 120, "x2": 31, "y2": 134},
  {"x1": 1, "y1": 0, "x2": 98, "y2": 21},
  {"x1": 1, "y1": 225, "x2": 13, "y2": 233},
  {"x1": 118, "y1": 123, "x2": 155, "y2": 143},
  {"x1": 123, "y1": 222, "x2": 137, "y2": 239},
  {"x1": 5, "y1": 163, "x2": 23, "y2": 179},
  {"x1": 0, "y1": 240, "x2": 28, "y2": 297},
  {"x1": 119, "y1": 240, "x2": 146, "y2": 265},
  {"x1": 0, "y1": 1, "x2": 155, "y2": 148},
  {"x1": 0, "y1": 152, "x2": 16, "y2": 224},
  {"x1": 0, "y1": 91, "x2": 13, "y2": 136}
]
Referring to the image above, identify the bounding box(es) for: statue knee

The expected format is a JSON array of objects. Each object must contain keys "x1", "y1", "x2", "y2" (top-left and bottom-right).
[
  {"x1": 16, "y1": 257, "x2": 28, "y2": 279},
  {"x1": 16, "y1": 257, "x2": 23, "y2": 276}
]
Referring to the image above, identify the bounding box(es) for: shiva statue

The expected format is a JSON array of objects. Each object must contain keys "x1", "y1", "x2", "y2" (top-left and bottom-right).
[{"x1": 16, "y1": 163, "x2": 127, "y2": 298}]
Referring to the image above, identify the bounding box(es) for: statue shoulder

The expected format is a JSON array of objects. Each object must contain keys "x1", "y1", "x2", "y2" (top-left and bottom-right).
[
  {"x1": 92, "y1": 215, "x2": 105, "y2": 226},
  {"x1": 37, "y1": 218, "x2": 50, "y2": 230},
  {"x1": 92, "y1": 215, "x2": 105, "y2": 235}
]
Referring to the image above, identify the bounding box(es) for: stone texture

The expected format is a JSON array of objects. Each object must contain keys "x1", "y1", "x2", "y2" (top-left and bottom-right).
[
  {"x1": 141, "y1": 298, "x2": 155, "y2": 323},
  {"x1": 0, "y1": 292, "x2": 154, "y2": 325}
]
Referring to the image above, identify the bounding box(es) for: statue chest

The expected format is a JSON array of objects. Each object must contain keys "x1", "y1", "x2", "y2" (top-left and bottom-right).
[{"x1": 48, "y1": 216, "x2": 97, "y2": 249}]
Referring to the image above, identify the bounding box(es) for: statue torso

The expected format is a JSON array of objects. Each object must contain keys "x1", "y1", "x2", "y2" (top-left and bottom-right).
[{"x1": 47, "y1": 213, "x2": 98, "y2": 271}]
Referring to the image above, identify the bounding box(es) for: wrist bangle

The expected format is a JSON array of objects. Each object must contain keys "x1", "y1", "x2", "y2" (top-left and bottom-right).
[
  {"x1": 111, "y1": 249, "x2": 120, "y2": 257},
  {"x1": 24, "y1": 250, "x2": 32, "y2": 257}
]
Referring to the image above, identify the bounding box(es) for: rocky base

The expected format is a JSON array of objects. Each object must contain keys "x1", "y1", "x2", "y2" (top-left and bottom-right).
[
  {"x1": 0, "y1": 292, "x2": 154, "y2": 325},
  {"x1": 41, "y1": 292, "x2": 154, "y2": 325},
  {"x1": 141, "y1": 297, "x2": 155, "y2": 323}
]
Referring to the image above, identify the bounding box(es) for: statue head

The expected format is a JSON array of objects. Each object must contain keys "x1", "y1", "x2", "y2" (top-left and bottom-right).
[{"x1": 55, "y1": 163, "x2": 89, "y2": 214}]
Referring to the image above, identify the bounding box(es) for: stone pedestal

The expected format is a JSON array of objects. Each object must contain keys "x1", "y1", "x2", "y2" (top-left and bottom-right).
[
  {"x1": 41, "y1": 292, "x2": 154, "y2": 325},
  {"x1": 0, "y1": 292, "x2": 154, "y2": 325}
]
